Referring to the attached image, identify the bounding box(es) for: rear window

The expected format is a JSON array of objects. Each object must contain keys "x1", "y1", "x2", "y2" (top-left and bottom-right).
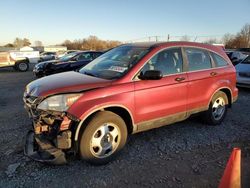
[
  {"x1": 211, "y1": 53, "x2": 228, "y2": 67},
  {"x1": 185, "y1": 48, "x2": 212, "y2": 71}
]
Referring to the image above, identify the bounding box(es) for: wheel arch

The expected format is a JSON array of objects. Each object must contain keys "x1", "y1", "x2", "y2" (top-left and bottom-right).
[
  {"x1": 208, "y1": 87, "x2": 232, "y2": 108},
  {"x1": 15, "y1": 57, "x2": 30, "y2": 64},
  {"x1": 74, "y1": 105, "x2": 135, "y2": 141}
]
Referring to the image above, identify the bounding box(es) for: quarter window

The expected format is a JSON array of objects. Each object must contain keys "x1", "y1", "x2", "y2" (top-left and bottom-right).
[
  {"x1": 185, "y1": 48, "x2": 212, "y2": 71},
  {"x1": 212, "y1": 53, "x2": 228, "y2": 67},
  {"x1": 140, "y1": 48, "x2": 183, "y2": 76}
]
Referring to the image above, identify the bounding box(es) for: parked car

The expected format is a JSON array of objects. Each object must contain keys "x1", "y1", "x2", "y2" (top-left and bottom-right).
[
  {"x1": 57, "y1": 50, "x2": 80, "y2": 58},
  {"x1": 236, "y1": 48, "x2": 250, "y2": 55},
  {"x1": 0, "y1": 51, "x2": 30, "y2": 71},
  {"x1": 226, "y1": 50, "x2": 247, "y2": 66},
  {"x1": 235, "y1": 55, "x2": 250, "y2": 88},
  {"x1": 23, "y1": 42, "x2": 238, "y2": 165},
  {"x1": 33, "y1": 51, "x2": 103, "y2": 77},
  {"x1": 39, "y1": 52, "x2": 57, "y2": 62}
]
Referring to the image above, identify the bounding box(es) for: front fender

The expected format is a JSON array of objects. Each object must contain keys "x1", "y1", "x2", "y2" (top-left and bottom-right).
[{"x1": 67, "y1": 83, "x2": 135, "y2": 141}]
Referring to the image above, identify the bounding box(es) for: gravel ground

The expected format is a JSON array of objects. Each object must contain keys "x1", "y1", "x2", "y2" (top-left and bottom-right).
[{"x1": 0, "y1": 66, "x2": 250, "y2": 188}]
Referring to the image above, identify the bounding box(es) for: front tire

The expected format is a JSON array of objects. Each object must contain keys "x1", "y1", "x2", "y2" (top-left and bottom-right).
[
  {"x1": 16, "y1": 61, "x2": 29, "y2": 72},
  {"x1": 203, "y1": 91, "x2": 228, "y2": 125},
  {"x1": 79, "y1": 111, "x2": 127, "y2": 165}
]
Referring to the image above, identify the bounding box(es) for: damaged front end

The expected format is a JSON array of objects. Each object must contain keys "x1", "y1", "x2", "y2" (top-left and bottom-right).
[{"x1": 23, "y1": 93, "x2": 80, "y2": 165}]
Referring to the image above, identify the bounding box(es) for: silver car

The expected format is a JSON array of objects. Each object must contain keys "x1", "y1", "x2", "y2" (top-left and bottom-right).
[{"x1": 235, "y1": 56, "x2": 250, "y2": 88}]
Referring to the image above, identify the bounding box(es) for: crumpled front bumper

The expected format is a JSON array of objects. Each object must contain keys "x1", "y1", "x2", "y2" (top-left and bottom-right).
[{"x1": 24, "y1": 130, "x2": 67, "y2": 165}]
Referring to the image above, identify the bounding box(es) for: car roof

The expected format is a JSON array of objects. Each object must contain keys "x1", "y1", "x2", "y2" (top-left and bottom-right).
[
  {"x1": 75, "y1": 50, "x2": 103, "y2": 54},
  {"x1": 122, "y1": 41, "x2": 228, "y2": 59},
  {"x1": 123, "y1": 41, "x2": 219, "y2": 49}
]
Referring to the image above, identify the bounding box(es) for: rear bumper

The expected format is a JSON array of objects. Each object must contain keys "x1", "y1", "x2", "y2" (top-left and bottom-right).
[
  {"x1": 236, "y1": 74, "x2": 250, "y2": 88},
  {"x1": 237, "y1": 82, "x2": 250, "y2": 88},
  {"x1": 24, "y1": 130, "x2": 67, "y2": 165}
]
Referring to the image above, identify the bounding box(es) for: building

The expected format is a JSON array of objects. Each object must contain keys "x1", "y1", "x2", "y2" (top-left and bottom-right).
[
  {"x1": 44, "y1": 46, "x2": 67, "y2": 52},
  {"x1": 20, "y1": 46, "x2": 34, "y2": 51}
]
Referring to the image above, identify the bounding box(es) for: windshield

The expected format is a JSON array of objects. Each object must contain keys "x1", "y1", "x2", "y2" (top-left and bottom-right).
[
  {"x1": 79, "y1": 46, "x2": 149, "y2": 80},
  {"x1": 241, "y1": 56, "x2": 250, "y2": 64},
  {"x1": 59, "y1": 52, "x2": 78, "y2": 61}
]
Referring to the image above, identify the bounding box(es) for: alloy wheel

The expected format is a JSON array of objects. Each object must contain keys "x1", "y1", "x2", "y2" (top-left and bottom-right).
[
  {"x1": 212, "y1": 97, "x2": 226, "y2": 121},
  {"x1": 90, "y1": 123, "x2": 121, "y2": 158}
]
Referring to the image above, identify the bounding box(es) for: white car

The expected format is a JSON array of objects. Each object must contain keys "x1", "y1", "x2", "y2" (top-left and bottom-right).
[
  {"x1": 0, "y1": 51, "x2": 32, "y2": 71},
  {"x1": 235, "y1": 56, "x2": 250, "y2": 88}
]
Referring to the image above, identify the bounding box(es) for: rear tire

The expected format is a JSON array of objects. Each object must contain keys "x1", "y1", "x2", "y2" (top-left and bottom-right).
[
  {"x1": 79, "y1": 111, "x2": 127, "y2": 165},
  {"x1": 16, "y1": 61, "x2": 29, "y2": 72},
  {"x1": 203, "y1": 91, "x2": 228, "y2": 125}
]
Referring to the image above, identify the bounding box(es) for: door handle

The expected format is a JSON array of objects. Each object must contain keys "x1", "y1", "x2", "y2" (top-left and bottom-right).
[
  {"x1": 210, "y1": 72, "x2": 218, "y2": 76},
  {"x1": 175, "y1": 77, "x2": 186, "y2": 82}
]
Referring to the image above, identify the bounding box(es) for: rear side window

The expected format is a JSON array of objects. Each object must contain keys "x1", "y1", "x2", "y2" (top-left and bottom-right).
[
  {"x1": 93, "y1": 52, "x2": 103, "y2": 59},
  {"x1": 77, "y1": 53, "x2": 93, "y2": 61},
  {"x1": 185, "y1": 48, "x2": 212, "y2": 71},
  {"x1": 212, "y1": 53, "x2": 228, "y2": 67}
]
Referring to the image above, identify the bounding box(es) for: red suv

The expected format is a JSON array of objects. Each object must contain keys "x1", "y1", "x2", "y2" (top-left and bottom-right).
[{"x1": 23, "y1": 42, "x2": 238, "y2": 165}]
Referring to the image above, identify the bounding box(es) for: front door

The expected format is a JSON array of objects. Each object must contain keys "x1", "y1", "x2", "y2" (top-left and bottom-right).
[{"x1": 134, "y1": 47, "x2": 188, "y2": 130}]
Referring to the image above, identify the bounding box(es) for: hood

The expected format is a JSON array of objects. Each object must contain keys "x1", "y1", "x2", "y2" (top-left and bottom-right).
[
  {"x1": 36, "y1": 60, "x2": 60, "y2": 67},
  {"x1": 26, "y1": 71, "x2": 112, "y2": 97},
  {"x1": 235, "y1": 63, "x2": 250, "y2": 73}
]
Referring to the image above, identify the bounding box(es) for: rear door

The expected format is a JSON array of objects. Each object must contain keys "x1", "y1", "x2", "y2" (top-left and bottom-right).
[
  {"x1": 134, "y1": 47, "x2": 188, "y2": 126},
  {"x1": 184, "y1": 47, "x2": 215, "y2": 112}
]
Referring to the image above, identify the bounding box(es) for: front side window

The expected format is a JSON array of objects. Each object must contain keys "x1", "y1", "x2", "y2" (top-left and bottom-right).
[
  {"x1": 79, "y1": 46, "x2": 150, "y2": 80},
  {"x1": 140, "y1": 48, "x2": 183, "y2": 76},
  {"x1": 185, "y1": 48, "x2": 212, "y2": 71},
  {"x1": 211, "y1": 53, "x2": 228, "y2": 67},
  {"x1": 59, "y1": 52, "x2": 78, "y2": 61}
]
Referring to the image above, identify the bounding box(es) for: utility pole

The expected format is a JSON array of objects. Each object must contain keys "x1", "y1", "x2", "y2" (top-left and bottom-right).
[{"x1": 155, "y1": 36, "x2": 158, "y2": 42}]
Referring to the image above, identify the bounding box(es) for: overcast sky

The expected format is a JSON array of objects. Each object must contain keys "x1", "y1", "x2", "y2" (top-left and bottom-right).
[{"x1": 0, "y1": 0, "x2": 249, "y2": 45}]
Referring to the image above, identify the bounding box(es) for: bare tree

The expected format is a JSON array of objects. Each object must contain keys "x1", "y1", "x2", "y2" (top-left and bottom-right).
[
  {"x1": 13, "y1": 37, "x2": 23, "y2": 48},
  {"x1": 222, "y1": 33, "x2": 234, "y2": 44},
  {"x1": 23, "y1": 38, "x2": 31, "y2": 46},
  {"x1": 223, "y1": 23, "x2": 250, "y2": 48},
  {"x1": 13, "y1": 37, "x2": 31, "y2": 48},
  {"x1": 62, "y1": 36, "x2": 121, "y2": 50},
  {"x1": 239, "y1": 23, "x2": 250, "y2": 47},
  {"x1": 204, "y1": 38, "x2": 219, "y2": 44},
  {"x1": 4, "y1": 43, "x2": 14, "y2": 47},
  {"x1": 34, "y1": 40, "x2": 43, "y2": 47}
]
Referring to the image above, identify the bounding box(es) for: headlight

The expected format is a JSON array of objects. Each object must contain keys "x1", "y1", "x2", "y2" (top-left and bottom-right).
[{"x1": 37, "y1": 94, "x2": 82, "y2": 111}]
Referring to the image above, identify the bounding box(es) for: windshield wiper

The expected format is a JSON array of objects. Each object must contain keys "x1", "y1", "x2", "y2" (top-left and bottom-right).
[{"x1": 83, "y1": 71, "x2": 98, "y2": 77}]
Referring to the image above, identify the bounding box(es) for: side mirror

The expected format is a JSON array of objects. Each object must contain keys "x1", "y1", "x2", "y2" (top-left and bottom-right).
[{"x1": 138, "y1": 70, "x2": 163, "y2": 80}]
